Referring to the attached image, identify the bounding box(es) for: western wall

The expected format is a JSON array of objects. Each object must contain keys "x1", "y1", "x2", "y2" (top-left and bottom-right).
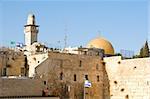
[{"x1": 104, "y1": 56, "x2": 150, "y2": 99}]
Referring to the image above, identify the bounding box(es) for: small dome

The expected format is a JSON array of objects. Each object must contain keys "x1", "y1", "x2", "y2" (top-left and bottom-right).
[{"x1": 87, "y1": 37, "x2": 115, "y2": 55}]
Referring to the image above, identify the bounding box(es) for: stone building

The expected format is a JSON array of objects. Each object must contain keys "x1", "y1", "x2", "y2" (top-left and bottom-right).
[
  {"x1": 34, "y1": 35, "x2": 114, "y2": 99},
  {"x1": 63, "y1": 47, "x2": 104, "y2": 57},
  {"x1": 23, "y1": 14, "x2": 48, "y2": 77},
  {"x1": 0, "y1": 48, "x2": 28, "y2": 76},
  {"x1": 35, "y1": 51, "x2": 110, "y2": 99},
  {"x1": 27, "y1": 52, "x2": 48, "y2": 77}
]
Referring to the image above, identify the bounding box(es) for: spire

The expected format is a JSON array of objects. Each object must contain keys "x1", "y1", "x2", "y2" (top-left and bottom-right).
[{"x1": 27, "y1": 14, "x2": 35, "y2": 25}]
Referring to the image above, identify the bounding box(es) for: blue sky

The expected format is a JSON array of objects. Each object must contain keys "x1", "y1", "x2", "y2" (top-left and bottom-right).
[{"x1": 0, "y1": 0, "x2": 149, "y2": 54}]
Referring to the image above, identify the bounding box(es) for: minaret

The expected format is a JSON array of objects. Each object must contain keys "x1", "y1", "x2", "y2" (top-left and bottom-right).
[{"x1": 24, "y1": 14, "x2": 39, "y2": 46}]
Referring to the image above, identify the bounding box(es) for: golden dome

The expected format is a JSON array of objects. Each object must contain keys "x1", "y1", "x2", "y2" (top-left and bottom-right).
[{"x1": 87, "y1": 37, "x2": 115, "y2": 55}]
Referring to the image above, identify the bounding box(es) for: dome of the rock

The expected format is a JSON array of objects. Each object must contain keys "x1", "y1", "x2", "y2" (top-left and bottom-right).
[{"x1": 87, "y1": 37, "x2": 115, "y2": 55}]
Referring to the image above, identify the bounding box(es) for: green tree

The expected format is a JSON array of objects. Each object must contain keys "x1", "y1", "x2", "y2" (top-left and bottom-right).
[{"x1": 139, "y1": 41, "x2": 149, "y2": 57}]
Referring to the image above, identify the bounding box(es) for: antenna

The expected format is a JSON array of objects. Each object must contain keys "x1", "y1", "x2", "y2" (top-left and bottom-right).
[
  {"x1": 148, "y1": 1, "x2": 150, "y2": 48},
  {"x1": 148, "y1": 32, "x2": 149, "y2": 42},
  {"x1": 64, "y1": 25, "x2": 68, "y2": 49},
  {"x1": 97, "y1": 30, "x2": 101, "y2": 37}
]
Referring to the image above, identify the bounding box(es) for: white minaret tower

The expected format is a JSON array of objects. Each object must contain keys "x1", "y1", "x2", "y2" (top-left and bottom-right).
[{"x1": 24, "y1": 14, "x2": 39, "y2": 46}]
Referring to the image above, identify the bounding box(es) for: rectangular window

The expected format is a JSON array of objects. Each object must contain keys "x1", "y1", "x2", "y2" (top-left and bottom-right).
[
  {"x1": 102, "y1": 62, "x2": 105, "y2": 65},
  {"x1": 21, "y1": 68, "x2": 25, "y2": 76},
  {"x1": 96, "y1": 64, "x2": 99, "y2": 70},
  {"x1": 3, "y1": 68, "x2": 6, "y2": 76},
  {"x1": 79, "y1": 60, "x2": 82, "y2": 67},
  {"x1": 97, "y1": 52, "x2": 100, "y2": 56},
  {"x1": 74, "y1": 74, "x2": 77, "y2": 81},
  {"x1": 44, "y1": 81, "x2": 47, "y2": 85},
  {"x1": 97, "y1": 75, "x2": 100, "y2": 82},
  {"x1": 60, "y1": 72, "x2": 63, "y2": 80},
  {"x1": 85, "y1": 75, "x2": 88, "y2": 80}
]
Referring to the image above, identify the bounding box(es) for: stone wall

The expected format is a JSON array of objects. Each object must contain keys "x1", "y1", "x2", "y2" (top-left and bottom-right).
[
  {"x1": 7, "y1": 53, "x2": 26, "y2": 76},
  {"x1": 0, "y1": 78, "x2": 43, "y2": 97},
  {"x1": 35, "y1": 52, "x2": 110, "y2": 99},
  {"x1": 0, "y1": 50, "x2": 27, "y2": 76},
  {"x1": 104, "y1": 56, "x2": 150, "y2": 99}
]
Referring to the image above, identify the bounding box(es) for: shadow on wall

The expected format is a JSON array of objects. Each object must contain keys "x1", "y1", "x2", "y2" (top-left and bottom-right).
[{"x1": 103, "y1": 63, "x2": 110, "y2": 99}]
